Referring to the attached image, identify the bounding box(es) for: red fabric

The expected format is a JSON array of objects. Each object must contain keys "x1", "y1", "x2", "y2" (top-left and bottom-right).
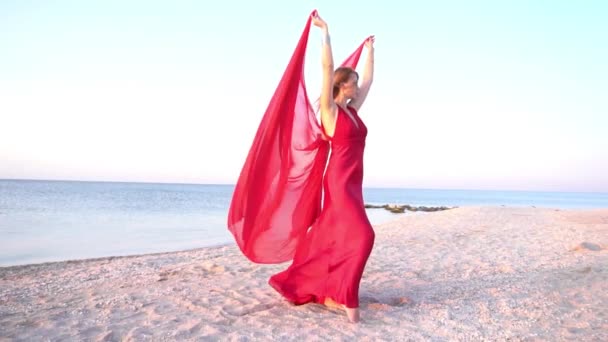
[
  {"x1": 269, "y1": 105, "x2": 375, "y2": 308},
  {"x1": 227, "y1": 10, "x2": 369, "y2": 265}
]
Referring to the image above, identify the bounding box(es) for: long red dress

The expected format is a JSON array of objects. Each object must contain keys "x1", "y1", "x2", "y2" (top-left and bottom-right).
[
  {"x1": 227, "y1": 10, "x2": 374, "y2": 309},
  {"x1": 269, "y1": 106, "x2": 375, "y2": 308}
]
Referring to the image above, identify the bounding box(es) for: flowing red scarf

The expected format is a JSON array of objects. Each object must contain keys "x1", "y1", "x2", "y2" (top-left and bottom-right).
[{"x1": 228, "y1": 10, "x2": 368, "y2": 263}]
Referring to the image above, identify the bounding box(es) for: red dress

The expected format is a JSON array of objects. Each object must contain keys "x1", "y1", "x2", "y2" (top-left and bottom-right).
[
  {"x1": 269, "y1": 106, "x2": 375, "y2": 308},
  {"x1": 227, "y1": 11, "x2": 375, "y2": 309}
]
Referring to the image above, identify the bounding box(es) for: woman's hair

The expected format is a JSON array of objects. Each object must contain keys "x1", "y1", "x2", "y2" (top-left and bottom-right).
[{"x1": 333, "y1": 67, "x2": 359, "y2": 98}]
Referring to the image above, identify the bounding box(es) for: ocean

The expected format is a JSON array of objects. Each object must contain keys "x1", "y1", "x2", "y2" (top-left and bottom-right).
[{"x1": 1, "y1": 179, "x2": 607, "y2": 267}]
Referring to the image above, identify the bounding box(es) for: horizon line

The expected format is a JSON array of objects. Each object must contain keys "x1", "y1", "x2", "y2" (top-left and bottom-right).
[{"x1": 2, "y1": 177, "x2": 607, "y2": 195}]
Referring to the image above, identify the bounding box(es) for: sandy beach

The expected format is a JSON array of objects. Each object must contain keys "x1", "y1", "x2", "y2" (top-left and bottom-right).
[{"x1": 1, "y1": 206, "x2": 606, "y2": 341}]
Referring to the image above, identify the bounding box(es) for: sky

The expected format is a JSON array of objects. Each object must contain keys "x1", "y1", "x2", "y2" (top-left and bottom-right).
[{"x1": 1, "y1": 0, "x2": 607, "y2": 192}]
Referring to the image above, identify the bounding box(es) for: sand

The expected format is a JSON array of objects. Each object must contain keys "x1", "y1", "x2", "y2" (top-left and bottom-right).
[{"x1": 1, "y1": 206, "x2": 607, "y2": 341}]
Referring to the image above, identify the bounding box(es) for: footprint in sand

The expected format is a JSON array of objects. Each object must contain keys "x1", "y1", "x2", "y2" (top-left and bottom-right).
[
  {"x1": 157, "y1": 263, "x2": 226, "y2": 282},
  {"x1": 361, "y1": 296, "x2": 414, "y2": 309},
  {"x1": 221, "y1": 303, "x2": 275, "y2": 317},
  {"x1": 157, "y1": 270, "x2": 179, "y2": 282},
  {"x1": 219, "y1": 288, "x2": 277, "y2": 317},
  {"x1": 99, "y1": 330, "x2": 117, "y2": 342},
  {"x1": 196, "y1": 262, "x2": 226, "y2": 275},
  {"x1": 571, "y1": 242, "x2": 603, "y2": 252},
  {"x1": 577, "y1": 266, "x2": 592, "y2": 273}
]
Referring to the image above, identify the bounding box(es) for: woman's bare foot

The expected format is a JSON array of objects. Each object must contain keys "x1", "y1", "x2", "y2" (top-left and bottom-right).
[
  {"x1": 345, "y1": 307, "x2": 360, "y2": 323},
  {"x1": 324, "y1": 298, "x2": 360, "y2": 323},
  {"x1": 323, "y1": 297, "x2": 342, "y2": 310}
]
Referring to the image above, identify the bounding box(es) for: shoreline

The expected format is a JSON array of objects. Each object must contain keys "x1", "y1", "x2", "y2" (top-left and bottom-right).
[
  {"x1": 1, "y1": 206, "x2": 606, "y2": 340},
  {"x1": 0, "y1": 204, "x2": 580, "y2": 269},
  {"x1": 0, "y1": 206, "x2": 412, "y2": 269},
  {"x1": 0, "y1": 242, "x2": 237, "y2": 271},
  {"x1": 0, "y1": 204, "x2": 599, "y2": 270},
  {"x1": 4, "y1": 178, "x2": 608, "y2": 194},
  {"x1": 0, "y1": 208, "x2": 405, "y2": 269}
]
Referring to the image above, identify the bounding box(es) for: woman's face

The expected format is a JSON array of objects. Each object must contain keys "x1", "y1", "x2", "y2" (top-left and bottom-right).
[{"x1": 341, "y1": 73, "x2": 359, "y2": 99}]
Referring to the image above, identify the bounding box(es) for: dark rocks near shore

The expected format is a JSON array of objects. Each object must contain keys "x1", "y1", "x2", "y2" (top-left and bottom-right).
[{"x1": 364, "y1": 203, "x2": 455, "y2": 214}]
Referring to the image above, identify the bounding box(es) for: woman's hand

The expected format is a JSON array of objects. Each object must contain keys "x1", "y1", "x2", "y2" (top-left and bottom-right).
[
  {"x1": 365, "y1": 35, "x2": 375, "y2": 50},
  {"x1": 311, "y1": 12, "x2": 328, "y2": 30}
]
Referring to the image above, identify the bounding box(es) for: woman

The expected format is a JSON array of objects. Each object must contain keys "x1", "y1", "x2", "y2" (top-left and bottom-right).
[{"x1": 269, "y1": 12, "x2": 376, "y2": 323}]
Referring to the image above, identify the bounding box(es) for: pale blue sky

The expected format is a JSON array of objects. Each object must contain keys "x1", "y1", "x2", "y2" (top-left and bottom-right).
[{"x1": 1, "y1": 1, "x2": 607, "y2": 192}]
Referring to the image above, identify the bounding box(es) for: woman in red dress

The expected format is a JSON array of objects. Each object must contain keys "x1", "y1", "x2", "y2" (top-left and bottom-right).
[{"x1": 269, "y1": 12, "x2": 376, "y2": 323}]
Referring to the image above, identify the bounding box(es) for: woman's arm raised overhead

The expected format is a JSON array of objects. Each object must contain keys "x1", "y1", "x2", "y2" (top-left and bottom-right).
[
  {"x1": 349, "y1": 36, "x2": 374, "y2": 112},
  {"x1": 312, "y1": 12, "x2": 338, "y2": 137}
]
